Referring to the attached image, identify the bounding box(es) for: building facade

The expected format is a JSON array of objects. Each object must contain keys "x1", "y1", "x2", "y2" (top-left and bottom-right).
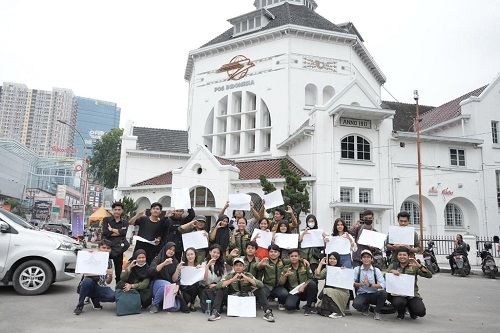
[{"x1": 117, "y1": 0, "x2": 500, "y2": 238}]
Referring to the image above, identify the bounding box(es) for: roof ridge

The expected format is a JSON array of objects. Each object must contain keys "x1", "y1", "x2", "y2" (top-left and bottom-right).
[{"x1": 134, "y1": 126, "x2": 187, "y2": 132}]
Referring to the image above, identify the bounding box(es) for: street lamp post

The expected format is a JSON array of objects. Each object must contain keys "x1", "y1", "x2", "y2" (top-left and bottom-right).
[{"x1": 56, "y1": 120, "x2": 88, "y2": 206}]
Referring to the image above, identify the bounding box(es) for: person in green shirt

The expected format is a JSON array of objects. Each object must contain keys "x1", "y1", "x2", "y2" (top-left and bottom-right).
[
  {"x1": 118, "y1": 249, "x2": 152, "y2": 309},
  {"x1": 279, "y1": 249, "x2": 318, "y2": 315},
  {"x1": 226, "y1": 241, "x2": 261, "y2": 279},
  {"x1": 178, "y1": 215, "x2": 209, "y2": 263},
  {"x1": 208, "y1": 257, "x2": 275, "y2": 323},
  {"x1": 386, "y1": 211, "x2": 421, "y2": 265},
  {"x1": 387, "y1": 247, "x2": 432, "y2": 320}
]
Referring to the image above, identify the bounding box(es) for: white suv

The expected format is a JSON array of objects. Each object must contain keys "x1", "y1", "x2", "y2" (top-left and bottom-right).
[{"x1": 0, "y1": 208, "x2": 81, "y2": 295}]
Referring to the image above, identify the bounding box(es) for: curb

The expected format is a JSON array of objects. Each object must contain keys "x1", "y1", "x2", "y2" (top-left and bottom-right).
[{"x1": 438, "y1": 267, "x2": 499, "y2": 277}]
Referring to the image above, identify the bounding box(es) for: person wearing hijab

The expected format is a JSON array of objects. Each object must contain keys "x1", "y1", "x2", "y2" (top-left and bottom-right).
[
  {"x1": 299, "y1": 214, "x2": 323, "y2": 273},
  {"x1": 148, "y1": 242, "x2": 188, "y2": 314},
  {"x1": 118, "y1": 249, "x2": 152, "y2": 309},
  {"x1": 315, "y1": 252, "x2": 351, "y2": 318},
  {"x1": 209, "y1": 215, "x2": 231, "y2": 259}
]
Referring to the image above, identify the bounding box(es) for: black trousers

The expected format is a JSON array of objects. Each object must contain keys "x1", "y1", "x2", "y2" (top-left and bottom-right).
[
  {"x1": 110, "y1": 253, "x2": 123, "y2": 284},
  {"x1": 181, "y1": 283, "x2": 199, "y2": 305},
  {"x1": 284, "y1": 280, "x2": 318, "y2": 310},
  {"x1": 392, "y1": 296, "x2": 426, "y2": 317}
]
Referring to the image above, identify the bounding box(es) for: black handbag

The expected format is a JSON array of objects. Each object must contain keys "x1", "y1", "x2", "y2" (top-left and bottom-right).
[{"x1": 109, "y1": 237, "x2": 130, "y2": 257}]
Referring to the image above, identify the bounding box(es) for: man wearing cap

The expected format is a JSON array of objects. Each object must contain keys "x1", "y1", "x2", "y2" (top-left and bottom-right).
[
  {"x1": 208, "y1": 257, "x2": 275, "y2": 322},
  {"x1": 178, "y1": 216, "x2": 209, "y2": 263},
  {"x1": 352, "y1": 249, "x2": 387, "y2": 320},
  {"x1": 387, "y1": 247, "x2": 432, "y2": 320},
  {"x1": 349, "y1": 210, "x2": 383, "y2": 267}
]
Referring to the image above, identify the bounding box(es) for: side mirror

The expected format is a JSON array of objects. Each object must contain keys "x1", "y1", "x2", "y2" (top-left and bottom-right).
[
  {"x1": 493, "y1": 236, "x2": 499, "y2": 243},
  {"x1": 0, "y1": 221, "x2": 9, "y2": 233}
]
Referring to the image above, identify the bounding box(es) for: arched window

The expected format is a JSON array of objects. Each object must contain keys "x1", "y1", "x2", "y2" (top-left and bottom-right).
[
  {"x1": 305, "y1": 84, "x2": 317, "y2": 106},
  {"x1": 158, "y1": 196, "x2": 171, "y2": 208},
  {"x1": 401, "y1": 201, "x2": 420, "y2": 225},
  {"x1": 323, "y1": 86, "x2": 335, "y2": 104},
  {"x1": 341, "y1": 135, "x2": 371, "y2": 161},
  {"x1": 190, "y1": 187, "x2": 216, "y2": 208},
  {"x1": 445, "y1": 203, "x2": 463, "y2": 227}
]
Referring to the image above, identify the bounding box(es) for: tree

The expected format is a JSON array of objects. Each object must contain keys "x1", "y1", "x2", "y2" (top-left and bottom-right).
[
  {"x1": 89, "y1": 128, "x2": 123, "y2": 189},
  {"x1": 118, "y1": 196, "x2": 138, "y2": 219},
  {"x1": 259, "y1": 160, "x2": 310, "y2": 226},
  {"x1": 4, "y1": 198, "x2": 29, "y2": 217}
]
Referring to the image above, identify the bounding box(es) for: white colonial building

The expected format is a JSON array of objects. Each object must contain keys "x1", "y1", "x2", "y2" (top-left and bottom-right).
[{"x1": 117, "y1": 0, "x2": 500, "y2": 239}]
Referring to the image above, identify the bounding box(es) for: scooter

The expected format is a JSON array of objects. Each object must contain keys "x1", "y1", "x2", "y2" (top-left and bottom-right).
[
  {"x1": 479, "y1": 242, "x2": 498, "y2": 279},
  {"x1": 422, "y1": 241, "x2": 440, "y2": 274},
  {"x1": 449, "y1": 253, "x2": 471, "y2": 277}
]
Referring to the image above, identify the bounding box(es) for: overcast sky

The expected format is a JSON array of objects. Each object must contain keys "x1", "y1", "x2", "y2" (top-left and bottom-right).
[{"x1": 1, "y1": 0, "x2": 499, "y2": 131}]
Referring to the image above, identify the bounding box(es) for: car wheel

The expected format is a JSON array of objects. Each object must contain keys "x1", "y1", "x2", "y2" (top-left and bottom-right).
[{"x1": 12, "y1": 260, "x2": 53, "y2": 295}]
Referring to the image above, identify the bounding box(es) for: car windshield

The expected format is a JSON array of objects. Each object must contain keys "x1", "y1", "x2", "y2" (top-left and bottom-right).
[{"x1": 0, "y1": 209, "x2": 35, "y2": 229}]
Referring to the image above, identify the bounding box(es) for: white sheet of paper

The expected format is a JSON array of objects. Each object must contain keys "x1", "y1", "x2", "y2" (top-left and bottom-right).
[
  {"x1": 262, "y1": 190, "x2": 284, "y2": 209},
  {"x1": 75, "y1": 251, "x2": 109, "y2": 275},
  {"x1": 388, "y1": 226, "x2": 415, "y2": 246},
  {"x1": 357, "y1": 229, "x2": 387, "y2": 249},
  {"x1": 228, "y1": 193, "x2": 251, "y2": 212},
  {"x1": 386, "y1": 273, "x2": 415, "y2": 297},
  {"x1": 251, "y1": 229, "x2": 273, "y2": 248},
  {"x1": 133, "y1": 235, "x2": 156, "y2": 245},
  {"x1": 274, "y1": 233, "x2": 298, "y2": 249},
  {"x1": 181, "y1": 230, "x2": 209, "y2": 250},
  {"x1": 180, "y1": 266, "x2": 205, "y2": 286},
  {"x1": 172, "y1": 188, "x2": 191, "y2": 210},
  {"x1": 301, "y1": 229, "x2": 324, "y2": 248},
  {"x1": 326, "y1": 266, "x2": 355, "y2": 290},
  {"x1": 162, "y1": 284, "x2": 176, "y2": 309},
  {"x1": 289, "y1": 282, "x2": 306, "y2": 295},
  {"x1": 227, "y1": 295, "x2": 257, "y2": 317},
  {"x1": 325, "y1": 236, "x2": 351, "y2": 255}
]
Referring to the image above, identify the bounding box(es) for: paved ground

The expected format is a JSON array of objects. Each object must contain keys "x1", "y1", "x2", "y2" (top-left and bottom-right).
[{"x1": 1, "y1": 268, "x2": 499, "y2": 333}]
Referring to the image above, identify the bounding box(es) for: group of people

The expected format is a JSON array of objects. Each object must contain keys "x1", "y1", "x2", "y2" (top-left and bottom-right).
[{"x1": 75, "y1": 203, "x2": 435, "y2": 323}]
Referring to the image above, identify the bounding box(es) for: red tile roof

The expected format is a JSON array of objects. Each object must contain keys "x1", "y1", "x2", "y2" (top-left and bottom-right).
[
  {"x1": 420, "y1": 86, "x2": 487, "y2": 130},
  {"x1": 130, "y1": 157, "x2": 309, "y2": 187},
  {"x1": 131, "y1": 171, "x2": 172, "y2": 187}
]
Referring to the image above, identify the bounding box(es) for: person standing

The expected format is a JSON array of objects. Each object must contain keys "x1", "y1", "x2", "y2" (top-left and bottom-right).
[
  {"x1": 161, "y1": 207, "x2": 196, "y2": 262},
  {"x1": 128, "y1": 202, "x2": 166, "y2": 264},
  {"x1": 352, "y1": 250, "x2": 387, "y2": 320},
  {"x1": 349, "y1": 210, "x2": 382, "y2": 267},
  {"x1": 387, "y1": 247, "x2": 432, "y2": 320},
  {"x1": 218, "y1": 199, "x2": 263, "y2": 233},
  {"x1": 386, "y1": 211, "x2": 421, "y2": 265},
  {"x1": 102, "y1": 202, "x2": 128, "y2": 283}
]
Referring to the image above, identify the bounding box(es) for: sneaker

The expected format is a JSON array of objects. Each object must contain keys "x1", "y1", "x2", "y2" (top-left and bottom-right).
[
  {"x1": 149, "y1": 304, "x2": 159, "y2": 314},
  {"x1": 374, "y1": 312, "x2": 381, "y2": 320},
  {"x1": 304, "y1": 307, "x2": 313, "y2": 316},
  {"x1": 278, "y1": 304, "x2": 286, "y2": 311},
  {"x1": 263, "y1": 309, "x2": 275, "y2": 322},
  {"x1": 84, "y1": 297, "x2": 90, "y2": 305},
  {"x1": 397, "y1": 313, "x2": 405, "y2": 320},
  {"x1": 74, "y1": 306, "x2": 83, "y2": 315},
  {"x1": 329, "y1": 313, "x2": 343, "y2": 319},
  {"x1": 90, "y1": 298, "x2": 102, "y2": 310},
  {"x1": 362, "y1": 309, "x2": 369, "y2": 316},
  {"x1": 208, "y1": 310, "x2": 221, "y2": 321}
]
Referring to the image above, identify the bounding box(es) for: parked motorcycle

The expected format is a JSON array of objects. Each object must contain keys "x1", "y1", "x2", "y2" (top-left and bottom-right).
[
  {"x1": 449, "y1": 253, "x2": 471, "y2": 277},
  {"x1": 479, "y1": 242, "x2": 498, "y2": 279},
  {"x1": 422, "y1": 241, "x2": 440, "y2": 274}
]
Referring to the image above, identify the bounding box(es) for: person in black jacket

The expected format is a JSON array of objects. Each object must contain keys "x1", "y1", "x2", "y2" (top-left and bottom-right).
[
  {"x1": 160, "y1": 208, "x2": 195, "y2": 262},
  {"x1": 101, "y1": 202, "x2": 128, "y2": 283}
]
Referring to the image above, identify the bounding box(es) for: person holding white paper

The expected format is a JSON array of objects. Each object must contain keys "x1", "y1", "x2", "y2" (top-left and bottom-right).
[
  {"x1": 218, "y1": 199, "x2": 263, "y2": 233},
  {"x1": 252, "y1": 217, "x2": 272, "y2": 259},
  {"x1": 230, "y1": 217, "x2": 251, "y2": 256},
  {"x1": 73, "y1": 240, "x2": 115, "y2": 315},
  {"x1": 387, "y1": 247, "x2": 432, "y2": 320},
  {"x1": 178, "y1": 215, "x2": 209, "y2": 263},
  {"x1": 208, "y1": 257, "x2": 275, "y2": 322},
  {"x1": 279, "y1": 249, "x2": 318, "y2": 315},
  {"x1": 272, "y1": 221, "x2": 293, "y2": 259},
  {"x1": 349, "y1": 210, "x2": 383, "y2": 267},
  {"x1": 199, "y1": 244, "x2": 227, "y2": 314},
  {"x1": 315, "y1": 252, "x2": 350, "y2": 318},
  {"x1": 325, "y1": 218, "x2": 357, "y2": 268},
  {"x1": 386, "y1": 212, "x2": 421, "y2": 265},
  {"x1": 179, "y1": 247, "x2": 203, "y2": 312},
  {"x1": 299, "y1": 214, "x2": 323, "y2": 273}
]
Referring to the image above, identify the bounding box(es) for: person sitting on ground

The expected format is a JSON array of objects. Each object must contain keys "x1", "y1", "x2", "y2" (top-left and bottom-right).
[
  {"x1": 387, "y1": 247, "x2": 432, "y2": 320},
  {"x1": 179, "y1": 247, "x2": 203, "y2": 312},
  {"x1": 117, "y1": 249, "x2": 152, "y2": 309},
  {"x1": 279, "y1": 249, "x2": 318, "y2": 315},
  {"x1": 352, "y1": 249, "x2": 387, "y2": 321},
  {"x1": 315, "y1": 252, "x2": 350, "y2": 319},
  {"x1": 74, "y1": 240, "x2": 115, "y2": 315},
  {"x1": 198, "y1": 244, "x2": 227, "y2": 314},
  {"x1": 208, "y1": 257, "x2": 275, "y2": 323},
  {"x1": 148, "y1": 242, "x2": 189, "y2": 314}
]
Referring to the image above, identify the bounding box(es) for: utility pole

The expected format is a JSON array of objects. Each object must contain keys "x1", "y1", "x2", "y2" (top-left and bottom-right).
[{"x1": 414, "y1": 90, "x2": 424, "y2": 249}]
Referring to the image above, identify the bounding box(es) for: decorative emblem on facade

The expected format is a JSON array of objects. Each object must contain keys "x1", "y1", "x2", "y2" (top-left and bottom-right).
[{"x1": 218, "y1": 55, "x2": 255, "y2": 81}]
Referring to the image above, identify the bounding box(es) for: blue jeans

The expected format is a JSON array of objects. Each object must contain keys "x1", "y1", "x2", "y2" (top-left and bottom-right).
[
  {"x1": 151, "y1": 280, "x2": 180, "y2": 311},
  {"x1": 263, "y1": 285, "x2": 289, "y2": 305},
  {"x1": 352, "y1": 290, "x2": 388, "y2": 313},
  {"x1": 77, "y1": 277, "x2": 115, "y2": 307}
]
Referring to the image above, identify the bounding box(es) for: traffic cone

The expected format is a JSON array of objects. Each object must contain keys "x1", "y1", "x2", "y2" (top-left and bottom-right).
[{"x1": 122, "y1": 254, "x2": 127, "y2": 270}]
